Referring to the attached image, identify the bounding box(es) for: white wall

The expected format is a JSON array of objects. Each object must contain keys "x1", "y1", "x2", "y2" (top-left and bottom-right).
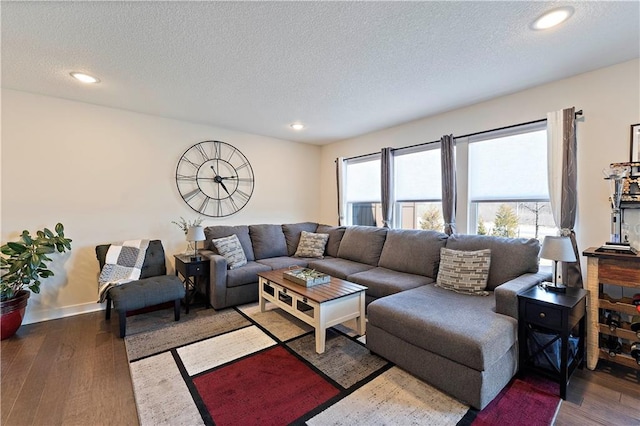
[
  {"x1": 1, "y1": 89, "x2": 321, "y2": 324},
  {"x1": 319, "y1": 59, "x2": 640, "y2": 269}
]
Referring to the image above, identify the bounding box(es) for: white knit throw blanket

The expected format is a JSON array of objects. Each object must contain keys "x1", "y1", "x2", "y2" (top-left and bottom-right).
[{"x1": 98, "y1": 239, "x2": 150, "y2": 303}]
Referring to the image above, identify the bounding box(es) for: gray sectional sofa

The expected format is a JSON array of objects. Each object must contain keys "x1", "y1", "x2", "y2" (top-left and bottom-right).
[{"x1": 199, "y1": 222, "x2": 550, "y2": 409}]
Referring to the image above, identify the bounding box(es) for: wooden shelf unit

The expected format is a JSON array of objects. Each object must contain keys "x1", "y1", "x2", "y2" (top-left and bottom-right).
[{"x1": 583, "y1": 248, "x2": 640, "y2": 372}]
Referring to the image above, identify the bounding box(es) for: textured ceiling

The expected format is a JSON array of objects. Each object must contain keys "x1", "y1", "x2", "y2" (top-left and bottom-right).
[{"x1": 2, "y1": 1, "x2": 639, "y2": 145}]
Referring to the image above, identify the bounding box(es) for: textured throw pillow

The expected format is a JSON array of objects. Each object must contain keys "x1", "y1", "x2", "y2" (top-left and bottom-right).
[
  {"x1": 212, "y1": 234, "x2": 247, "y2": 269},
  {"x1": 436, "y1": 248, "x2": 491, "y2": 296},
  {"x1": 294, "y1": 231, "x2": 329, "y2": 258}
]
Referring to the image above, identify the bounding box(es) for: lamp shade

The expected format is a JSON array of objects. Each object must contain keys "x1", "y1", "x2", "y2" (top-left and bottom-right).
[
  {"x1": 186, "y1": 226, "x2": 206, "y2": 242},
  {"x1": 540, "y1": 236, "x2": 576, "y2": 262}
]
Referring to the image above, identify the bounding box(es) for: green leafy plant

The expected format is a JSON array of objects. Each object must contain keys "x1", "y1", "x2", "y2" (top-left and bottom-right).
[{"x1": 0, "y1": 223, "x2": 72, "y2": 301}]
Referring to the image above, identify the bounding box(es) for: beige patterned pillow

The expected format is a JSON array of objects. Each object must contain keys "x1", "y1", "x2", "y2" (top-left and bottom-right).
[
  {"x1": 212, "y1": 234, "x2": 247, "y2": 269},
  {"x1": 436, "y1": 248, "x2": 491, "y2": 296},
  {"x1": 294, "y1": 231, "x2": 329, "y2": 258}
]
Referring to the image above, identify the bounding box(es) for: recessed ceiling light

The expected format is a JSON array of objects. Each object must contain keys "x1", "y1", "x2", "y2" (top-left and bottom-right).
[
  {"x1": 531, "y1": 7, "x2": 574, "y2": 30},
  {"x1": 290, "y1": 123, "x2": 305, "y2": 131},
  {"x1": 70, "y1": 72, "x2": 100, "y2": 84}
]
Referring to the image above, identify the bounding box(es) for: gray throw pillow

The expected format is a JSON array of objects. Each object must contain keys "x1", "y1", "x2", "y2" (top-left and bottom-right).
[
  {"x1": 212, "y1": 235, "x2": 247, "y2": 269},
  {"x1": 436, "y1": 248, "x2": 491, "y2": 296},
  {"x1": 294, "y1": 231, "x2": 329, "y2": 258}
]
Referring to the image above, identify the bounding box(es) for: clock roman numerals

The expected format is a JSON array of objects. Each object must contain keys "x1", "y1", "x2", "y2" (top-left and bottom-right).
[{"x1": 176, "y1": 140, "x2": 254, "y2": 217}]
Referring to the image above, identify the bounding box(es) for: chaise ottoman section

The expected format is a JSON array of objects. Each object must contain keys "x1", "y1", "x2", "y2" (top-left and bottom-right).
[{"x1": 366, "y1": 285, "x2": 518, "y2": 409}]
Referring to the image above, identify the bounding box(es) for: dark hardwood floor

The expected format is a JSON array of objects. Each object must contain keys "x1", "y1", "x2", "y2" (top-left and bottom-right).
[{"x1": 2, "y1": 310, "x2": 639, "y2": 425}]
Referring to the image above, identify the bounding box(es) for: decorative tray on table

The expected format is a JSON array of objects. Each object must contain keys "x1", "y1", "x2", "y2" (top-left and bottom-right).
[{"x1": 283, "y1": 268, "x2": 330, "y2": 287}]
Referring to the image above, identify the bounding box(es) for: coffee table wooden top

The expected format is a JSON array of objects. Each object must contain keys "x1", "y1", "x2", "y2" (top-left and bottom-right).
[{"x1": 258, "y1": 269, "x2": 367, "y2": 304}]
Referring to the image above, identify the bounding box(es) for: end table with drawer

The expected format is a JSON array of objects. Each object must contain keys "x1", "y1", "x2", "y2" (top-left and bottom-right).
[
  {"x1": 517, "y1": 285, "x2": 588, "y2": 399},
  {"x1": 174, "y1": 254, "x2": 210, "y2": 314}
]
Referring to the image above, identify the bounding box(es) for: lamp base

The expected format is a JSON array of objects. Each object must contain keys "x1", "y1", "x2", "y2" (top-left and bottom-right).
[
  {"x1": 542, "y1": 281, "x2": 567, "y2": 294},
  {"x1": 190, "y1": 256, "x2": 202, "y2": 262}
]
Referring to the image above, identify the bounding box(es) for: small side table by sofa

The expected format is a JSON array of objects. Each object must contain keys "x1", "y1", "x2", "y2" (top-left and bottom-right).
[
  {"x1": 518, "y1": 285, "x2": 588, "y2": 399},
  {"x1": 174, "y1": 254, "x2": 210, "y2": 314}
]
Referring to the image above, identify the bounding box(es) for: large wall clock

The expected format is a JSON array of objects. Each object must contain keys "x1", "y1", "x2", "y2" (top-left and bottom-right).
[{"x1": 176, "y1": 140, "x2": 255, "y2": 217}]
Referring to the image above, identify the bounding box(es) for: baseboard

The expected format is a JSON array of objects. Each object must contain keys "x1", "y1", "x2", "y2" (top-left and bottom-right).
[{"x1": 23, "y1": 301, "x2": 105, "y2": 325}]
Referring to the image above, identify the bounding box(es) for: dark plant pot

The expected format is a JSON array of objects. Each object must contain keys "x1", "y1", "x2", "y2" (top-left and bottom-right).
[{"x1": 1, "y1": 290, "x2": 30, "y2": 340}]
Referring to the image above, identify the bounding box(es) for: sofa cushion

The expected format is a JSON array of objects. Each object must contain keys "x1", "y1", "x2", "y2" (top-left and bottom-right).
[
  {"x1": 347, "y1": 267, "x2": 433, "y2": 299},
  {"x1": 282, "y1": 222, "x2": 319, "y2": 256},
  {"x1": 204, "y1": 225, "x2": 255, "y2": 261},
  {"x1": 445, "y1": 234, "x2": 540, "y2": 291},
  {"x1": 307, "y1": 257, "x2": 374, "y2": 280},
  {"x1": 368, "y1": 285, "x2": 517, "y2": 371},
  {"x1": 337, "y1": 226, "x2": 387, "y2": 266},
  {"x1": 294, "y1": 231, "x2": 329, "y2": 258},
  {"x1": 316, "y1": 225, "x2": 346, "y2": 257},
  {"x1": 249, "y1": 224, "x2": 288, "y2": 259},
  {"x1": 226, "y1": 261, "x2": 271, "y2": 288},
  {"x1": 435, "y1": 248, "x2": 491, "y2": 296},
  {"x1": 256, "y1": 256, "x2": 309, "y2": 270},
  {"x1": 211, "y1": 235, "x2": 248, "y2": 269},
  {"x1": 378, "y1": 229, "x2": 448, "y2": 278}
]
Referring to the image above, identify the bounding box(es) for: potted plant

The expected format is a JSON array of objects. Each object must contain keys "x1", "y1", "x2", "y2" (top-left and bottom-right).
[{"x1": 0, "y1": 223, "x2": 72, "y2": 339}]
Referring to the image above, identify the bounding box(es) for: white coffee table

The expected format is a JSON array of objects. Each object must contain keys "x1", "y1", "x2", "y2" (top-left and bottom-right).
[{"x1": 258, "y1": 269, "x2": 367, "y2": 354}]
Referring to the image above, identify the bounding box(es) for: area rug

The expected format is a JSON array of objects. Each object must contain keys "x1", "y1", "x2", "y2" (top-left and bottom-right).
[{"x1": 125, "y1": 303, "x2": 561, "y2": 425}]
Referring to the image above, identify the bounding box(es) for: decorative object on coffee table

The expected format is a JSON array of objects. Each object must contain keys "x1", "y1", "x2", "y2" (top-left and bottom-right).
[
  {"x1": 186, "y1": 226, "x2": 206, "y2": 261},
  {"x1": 283, "y1": 268, "x2": 330, "y2": 287},
  {"x1": 539, "y1": 236, "x2": 576, "y2": 293},
  {"x1": 176, "y1": 140, "x2": 254, "y2": 217}
]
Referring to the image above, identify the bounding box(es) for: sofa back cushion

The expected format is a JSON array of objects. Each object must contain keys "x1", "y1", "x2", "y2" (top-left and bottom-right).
[
  {"x1": 337, "y1": 226, "x2": 387, "y2": 266},
  {"x1": 204, "y1": 225, "x2": 255, "y2": 261},
  {"x1": 445, "y1": 234, "x2": 540, "y2": 290},
  {"x1": 249, "y1": 224, "x2": 288, "y2": 259},
  {"x1": 316, "y1": 224, "x2": 346, "y2": 257},
  {"x1": 282, "y1": 222, "x2": 319, "y2": 256},
  {"x1": 378, "y1": 229, "x2": 448, "y2": 278}
]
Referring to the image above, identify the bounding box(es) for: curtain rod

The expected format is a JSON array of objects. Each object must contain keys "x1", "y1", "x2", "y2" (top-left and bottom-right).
[{"x1": 341, "y1": 109, "x2": 583, "y2": 162}]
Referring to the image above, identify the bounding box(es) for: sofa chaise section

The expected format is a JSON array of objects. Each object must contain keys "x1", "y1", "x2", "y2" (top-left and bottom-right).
[{"x1": 366, "y1": 234, "x2": 549, "y2": 410}]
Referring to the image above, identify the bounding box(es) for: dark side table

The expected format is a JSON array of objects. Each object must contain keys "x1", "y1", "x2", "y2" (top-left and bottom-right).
[
  {"x1": 518, "y1": 285, "x2": 588, "y2": 399},
  {"x1": 174, "y1": 254, "x2": 210, "y2": 314}
]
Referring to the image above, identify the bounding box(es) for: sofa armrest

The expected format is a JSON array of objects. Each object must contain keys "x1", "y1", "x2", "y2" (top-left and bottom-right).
[
  {"x1": 202, "y1": 251, "x2": 229, "y2": 310},
  {"x1": 494, "y1": 271, "x2": 552, "y2": 319}
]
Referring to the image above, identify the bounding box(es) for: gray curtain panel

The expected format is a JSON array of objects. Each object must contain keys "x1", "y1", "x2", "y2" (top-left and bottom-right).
[
  {"x1": 440, "y1": 135, "x2": 456, "y2": 235},
  {"x1": 381, "y1": 147, "x2": 394, "y2": 228},
  {"x1": 560, "y1": 107, "x2": 583, "y2": 288},
  {"x1": 547, "y1": 107, "x2": 583, "y2": 288},
  {"x1": 336, "y1": 157, "x2": 346, "y2": 226}
]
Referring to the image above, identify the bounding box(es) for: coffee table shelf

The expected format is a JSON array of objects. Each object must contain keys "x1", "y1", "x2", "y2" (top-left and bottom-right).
[{"x1": 258, "y1": 269, "x2": 367, "y2": 353}]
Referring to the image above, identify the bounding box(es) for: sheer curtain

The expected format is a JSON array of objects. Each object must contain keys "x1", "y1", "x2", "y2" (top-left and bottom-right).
[
  {"x1": 381, "y1": 147, "x2": 394, "y2": 228},
  {"x1": 336, "y1": 157, "x2": 346, "y2": 226},
  {"x1": 547, "y1": 107, "x2": 583, "y2": 287},
  {"x1": 440, "y1": 135, "x2": 456, "y2": 235}
]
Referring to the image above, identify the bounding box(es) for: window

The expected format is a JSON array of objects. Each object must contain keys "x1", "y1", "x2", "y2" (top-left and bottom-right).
[
  {"x1": 340, "y1": 121, "x2": 557, "y2": 242},
  {"x1": 466, "y1": 123, "x2": 557, "y2": 241},
  {"x1": 344, "y1": 155, "x2": 381, "y2": 226},
  {"x1": 394, "y1": 145, "x2": 442, "y2": 230}
]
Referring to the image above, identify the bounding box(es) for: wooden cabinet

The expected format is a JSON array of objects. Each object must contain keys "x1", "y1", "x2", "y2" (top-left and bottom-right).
[{"x1": 582, "y1": 248, "x2": 640, "y2": 371}]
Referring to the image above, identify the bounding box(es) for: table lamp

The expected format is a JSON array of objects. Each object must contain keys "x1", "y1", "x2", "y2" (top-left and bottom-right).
[
  {"x1": 186, "y1": 226, "x2": 206, "y2": 261},
  {"x1": 540, "y1": 236, "x2": 576, "y2": 293}
]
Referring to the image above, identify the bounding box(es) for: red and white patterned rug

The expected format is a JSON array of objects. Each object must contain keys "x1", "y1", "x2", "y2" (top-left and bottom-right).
[{"x1": 125, "y1": 303, "x2": 561, "y2": 425}]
